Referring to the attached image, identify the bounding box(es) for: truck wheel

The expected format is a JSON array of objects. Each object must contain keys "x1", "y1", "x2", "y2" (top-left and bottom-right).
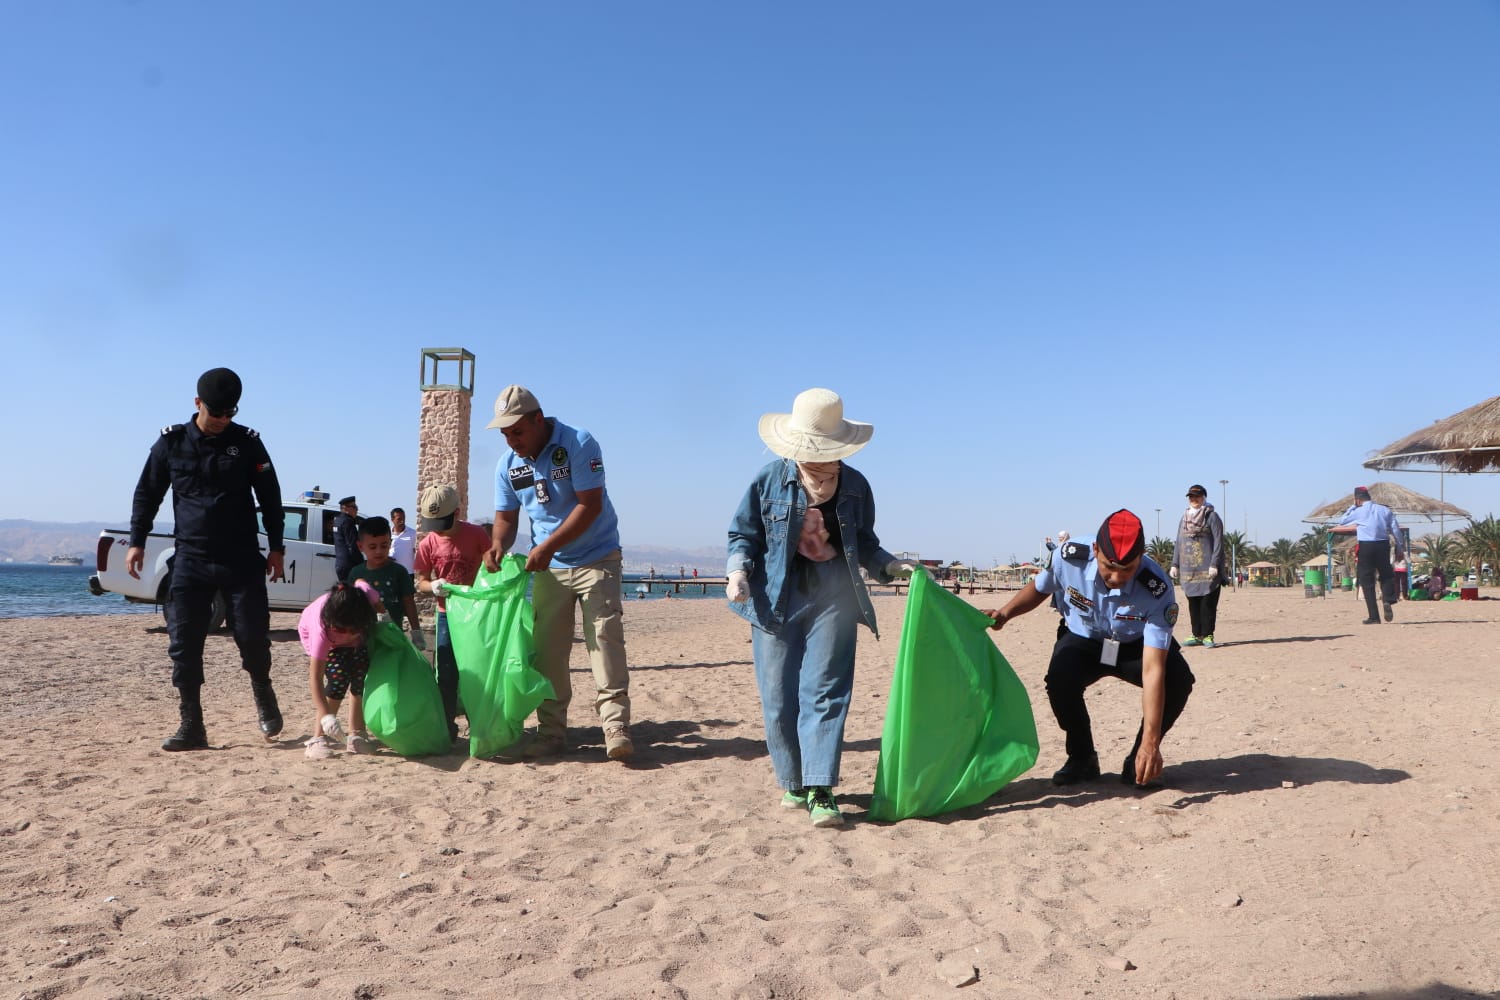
[{"x1": 158, "y1": 577, "x2": 229, "y2": 631}]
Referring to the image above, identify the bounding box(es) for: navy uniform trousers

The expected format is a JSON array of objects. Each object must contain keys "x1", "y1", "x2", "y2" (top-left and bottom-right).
[{"x1": 1044, "y1": 631, "x2": 1196, "y2": 760}]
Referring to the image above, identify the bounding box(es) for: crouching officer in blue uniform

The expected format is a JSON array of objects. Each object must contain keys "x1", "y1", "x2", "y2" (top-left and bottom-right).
[
  {"x1": 127, "y1": 367, "x2": 287, "y2": 751},
  {"x1": 983, "y1": 509, "x2": 1195, "y2": 788}
]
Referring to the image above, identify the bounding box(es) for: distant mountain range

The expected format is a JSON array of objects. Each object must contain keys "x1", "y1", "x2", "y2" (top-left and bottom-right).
[
  {"x1": 0, "y1": 520, "x2": 125, "y2": 565},
  {"x1": 0, "y1": 520, "x2": 720, "y2": 573}
]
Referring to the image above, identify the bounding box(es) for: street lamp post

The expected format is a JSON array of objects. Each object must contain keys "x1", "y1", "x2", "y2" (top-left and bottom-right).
[
  {"x1": 1219, "y1": 479, "x2": 1231, "y2": 585},
  {"x1": 1155, "y1": 507, "x2": 1162, "y2": 539}
]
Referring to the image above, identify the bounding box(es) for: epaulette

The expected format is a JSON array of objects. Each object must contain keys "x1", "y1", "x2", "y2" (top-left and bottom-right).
[
  {"x1": 1137, "y1": 564, "x2": 1168, "y2": 599},
  {"x1": 160, "y1": 423, "x2": 185, "y2": 436},
  {"x1": 242, "y1": 426, "x2": 260, "y2": 439},
  {"x1": 1061, "y1": 541, "x2": 1089, "y2": 564}
]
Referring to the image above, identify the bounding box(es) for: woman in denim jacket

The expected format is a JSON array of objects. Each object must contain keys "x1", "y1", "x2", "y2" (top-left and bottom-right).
[{"x1": 727, "y1": 388, "x2": 912, "y2": 828}]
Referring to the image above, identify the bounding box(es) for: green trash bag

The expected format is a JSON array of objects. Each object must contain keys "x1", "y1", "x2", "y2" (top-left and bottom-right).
[
  {"x1": 443, "y1": 555, "x2": 556, "y2": 759},
  {"x1": 869, "y1": 569, "x2": 1040, "y2": 821},
  {"x1": 362, "y1": 621, "x2": 452, "y2": 757}
]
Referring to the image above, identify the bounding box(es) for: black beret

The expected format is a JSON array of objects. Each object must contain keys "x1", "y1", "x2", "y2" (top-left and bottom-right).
[
  {"x1": 338, "y1": 496, "x2": 357, "y2": 506},
  {"x1": 196, "y1": 367, "x2": 242, "y2": 409}
]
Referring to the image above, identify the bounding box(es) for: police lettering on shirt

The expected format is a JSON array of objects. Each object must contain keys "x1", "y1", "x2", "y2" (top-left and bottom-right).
[
  {"x1": 508, "y1": 466, "x2": 536, "y2": 490},
  {"x1": 1033, "y1": 534, "x2": 1179, "y2": 650}
]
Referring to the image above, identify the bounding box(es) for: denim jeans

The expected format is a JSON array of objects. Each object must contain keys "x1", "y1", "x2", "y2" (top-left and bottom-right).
[
  {"x1": 434, "y1": 611, "x2": 460, "y2": 741},
  {"x1": 751, "y1": 560, "x2": 860, "y2": 790}
]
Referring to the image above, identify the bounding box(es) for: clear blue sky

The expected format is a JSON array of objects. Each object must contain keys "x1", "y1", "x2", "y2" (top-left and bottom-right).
[{"x1": 3, "y1": 2, "x2": 1498, "y2": 564}]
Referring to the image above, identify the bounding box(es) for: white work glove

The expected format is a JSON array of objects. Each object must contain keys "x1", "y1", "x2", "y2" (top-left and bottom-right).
[
  {"x1": 1208, "y1": 566, "x2": 1218, "y2": 580},
  {"x1": 320, "y1": 713, "x2": 345, "y2": 743},
  {"x1": 430, "y1": 578, "x2": 448, "y2": 598},
  {"x1": 1169, "y1": 566, "x2": 1179, "y2": 581},
  {"x1": 885, "y1": 560, "x2": 916, "y2": 579},
  {"x1": 409, "y1": 625, "x2": 427, "y2": 651},
  {"x1": 726, "y1": 570, "x2": 750, "y2": 603}
]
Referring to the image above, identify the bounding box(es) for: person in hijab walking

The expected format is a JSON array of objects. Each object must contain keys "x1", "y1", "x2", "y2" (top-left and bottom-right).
[
  {"x1": 1170, "y1": 484, "x2": 1227, "y2": 648},
  {"x1": 726, "y1": 388, "x2": 912, "y2": 829}
]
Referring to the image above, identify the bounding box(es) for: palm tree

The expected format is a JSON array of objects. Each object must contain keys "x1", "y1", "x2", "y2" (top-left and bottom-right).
[
  {"x1": 1265, "y1": 538, "x2": 1301, "y2": 586},
  {"x1": 1223, "y1": 530, "x2": 1251, "y2": 581},
  {"x1": 1457, "y1": 515, "x2": 1500, "y2": 586},
  {"x1": 1298, "y1": 526, "x2": 1335, "y2": 561},
  {"x1": 1146, "y1": 537, "x2": 1174, "y2": 567},
  {"x1": 1418, "y1": 533, "x2": 1460, "y2": 579}
]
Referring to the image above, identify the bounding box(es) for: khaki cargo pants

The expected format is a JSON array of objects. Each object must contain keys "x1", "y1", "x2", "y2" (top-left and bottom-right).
[{"x1": 531, "y1": 550, "x2": 630, "y2": 738}]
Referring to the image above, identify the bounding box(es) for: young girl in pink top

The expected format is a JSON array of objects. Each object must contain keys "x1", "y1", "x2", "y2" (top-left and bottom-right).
[{"x1": 299, "y1": 580, "x2": 383, "y2": 760}]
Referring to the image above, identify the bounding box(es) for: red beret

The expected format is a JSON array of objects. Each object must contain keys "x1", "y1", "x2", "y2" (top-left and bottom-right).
[{"x1": 1096, "y1": 509, "x2": 1145, "y2": 565}]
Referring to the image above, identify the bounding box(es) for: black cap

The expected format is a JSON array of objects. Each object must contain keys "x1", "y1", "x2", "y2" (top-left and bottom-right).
[
  {"x1": 1096, "y1": 509, "x2": 1146, "y2": 565},
  {"x1": 1186, "y1": 484, "x2": 1208, "y2": 497},
  {"x1": 338, "y1": 496, "x2": 357, "y2": 506},
  {"x1": 196, "y1": 368, "x2": 242, "y2": 410}
]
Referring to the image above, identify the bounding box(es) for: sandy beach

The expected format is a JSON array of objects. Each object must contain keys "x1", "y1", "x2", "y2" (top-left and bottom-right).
[{"x1": 3, "y1": 585, "x2": 1498, "y2": 999}]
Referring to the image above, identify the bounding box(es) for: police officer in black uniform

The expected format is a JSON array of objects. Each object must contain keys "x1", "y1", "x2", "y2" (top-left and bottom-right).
[
  {"x1": 332, "y1": 496, "x2": 363, "y2": 581},
  {"x1": 128, "y1": 367, "x2": 287, "y2": 751},
  {"x1": 983, "y1": 509, "x2": 1195, "y2": 789}
]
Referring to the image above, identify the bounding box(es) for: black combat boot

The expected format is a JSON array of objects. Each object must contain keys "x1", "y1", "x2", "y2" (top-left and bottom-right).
[
  {"x1": 251, "y1": 677, "x2": 283, "y2": 739},
  {"x1": 162, "y1": 695, "x2": 209, "y2": 752}
]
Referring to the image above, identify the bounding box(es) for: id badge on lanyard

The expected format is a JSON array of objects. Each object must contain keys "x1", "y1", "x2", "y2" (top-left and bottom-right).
[{"x1": 1100, "y1": 638, "x2": 1121, "y2": 667}]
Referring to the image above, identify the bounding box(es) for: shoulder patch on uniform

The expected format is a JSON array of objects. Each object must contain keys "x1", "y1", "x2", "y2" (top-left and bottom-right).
[
  {"x1": 1165, "y1": 602, "x2": 1179, "y2": 626},
  {"x1": 1062, "y1": 541, "x2": 1089, "y2": 564},
  {"x1": 1138, "y1": 565, "x2": 1167, "y2": 598}
]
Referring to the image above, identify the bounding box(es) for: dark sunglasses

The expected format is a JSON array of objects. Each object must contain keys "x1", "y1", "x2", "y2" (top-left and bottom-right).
[{"x1": 206, "y1": 405, "x2": 238, "y2": 418}]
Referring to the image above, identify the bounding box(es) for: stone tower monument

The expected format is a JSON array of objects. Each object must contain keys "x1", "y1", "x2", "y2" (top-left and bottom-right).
[{"x1": 417, "y1": 348, "x2": 476, "y2": 520}]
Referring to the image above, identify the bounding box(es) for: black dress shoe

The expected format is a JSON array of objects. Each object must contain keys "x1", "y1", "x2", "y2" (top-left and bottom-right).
[
  {"x1": 1121, "y1": 752, "x2": 1138, "y2": 786},
  {"x1": 1361, "y1": 617, "x2": 1381, "y2": 625},
  {"x1": 1383, "y1": 603, "x2": 1394, "y2": 622},
  {"x1": 1052, "y1": 753, "x2": 1101, "y2": 786}
]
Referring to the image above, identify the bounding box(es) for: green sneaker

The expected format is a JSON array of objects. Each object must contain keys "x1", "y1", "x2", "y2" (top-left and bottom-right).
[
  {"x1": 1202, "y1": 634, "x2": 1216, "y2": 648},
  {"x1": 780, "y1": 788, "x2": 809, "y2": 810},
  {"x1": 807, "y1": 787, "x2": 844, "y2": 828},
  {"x1": 1181, "y1": 636, "x2": 1203, "y2": 647}
]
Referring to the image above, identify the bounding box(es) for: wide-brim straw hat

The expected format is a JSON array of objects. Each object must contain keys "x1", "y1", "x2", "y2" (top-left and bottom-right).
[{"x1": 758, "y1": 388, "x2": 873, "y2": 462}]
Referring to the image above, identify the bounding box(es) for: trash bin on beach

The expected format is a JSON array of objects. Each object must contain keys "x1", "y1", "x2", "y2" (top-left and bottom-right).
[
  {"x1": 1304, "y1": 568, "x2": 1325, "y2": 598},
  {"x1": 1341, "y1": 576, "x2": 1354, "y2": 591}
]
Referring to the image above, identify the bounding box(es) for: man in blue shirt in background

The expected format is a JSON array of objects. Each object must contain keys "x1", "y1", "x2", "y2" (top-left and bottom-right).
[
  {"x1": 1331, "y1": 484, "x2": 1406, "y2": 625},
  {"x1": 984, "y1": 509, "x2": 1195, "y2": 789},
  {"x1": 485, "y1": 385, "x2": 633, "y2": 762}
]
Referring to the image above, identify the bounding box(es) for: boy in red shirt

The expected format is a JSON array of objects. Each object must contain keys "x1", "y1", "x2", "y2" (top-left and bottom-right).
[{"x1": 413, "y1": 483, "x2": 491, "y2": 744}]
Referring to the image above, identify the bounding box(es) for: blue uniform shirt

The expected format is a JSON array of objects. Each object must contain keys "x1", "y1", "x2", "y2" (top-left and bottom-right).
[
  {"x1": 1034, "y1": 537, "x2": 1179, "y2": 650},
  {"x1": 1338, "y1": 501, "x2": 1403, "y2": 546},
  {"x1": 494, "y1": 418, "x2": 620, "y2": 569}
]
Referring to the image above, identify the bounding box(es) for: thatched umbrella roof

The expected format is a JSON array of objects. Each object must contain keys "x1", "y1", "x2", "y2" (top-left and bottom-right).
[
  {"x1": 1304, "y1": 481, "x2": 1472, "y2": 524},
  {"x1": 1364, "y1": 395, "x2": 1500, "y2": 474}
]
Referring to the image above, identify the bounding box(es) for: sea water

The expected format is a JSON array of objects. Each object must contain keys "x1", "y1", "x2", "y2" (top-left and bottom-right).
[{"x1": 0, "y1": 564, "x2": 157, "y2": 619}]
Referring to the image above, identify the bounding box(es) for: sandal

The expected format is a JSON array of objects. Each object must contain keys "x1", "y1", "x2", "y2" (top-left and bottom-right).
[{"x1": 304, "y1": 735, "x2": 336, "y2": 760}]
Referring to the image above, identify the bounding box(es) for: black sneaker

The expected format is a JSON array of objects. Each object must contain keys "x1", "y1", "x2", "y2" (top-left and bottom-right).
[
  {"x1": 162, "y1": 722, "x2": 209, "y2": 752},
  {"x1": 1051, "y1": 752, "x2": 1101, "y2": 786},
  {"x1": 251, "y1": 679, "x2": 283, "y2": 739},
  {"x1": 1361, "y1": 617, "x2": 1381, "y2": 625},
  {"x1": 1383, "y1": 603, "x2": 1394, "y2": 622},
  {"x1": 1121, "y1": 752, "x2": 1138, "y2": 786}
]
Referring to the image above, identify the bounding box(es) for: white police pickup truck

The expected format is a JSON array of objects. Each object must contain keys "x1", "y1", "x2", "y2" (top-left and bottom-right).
[{"x1": 88, "y1": 488, "x2": 346, "y2": 628}]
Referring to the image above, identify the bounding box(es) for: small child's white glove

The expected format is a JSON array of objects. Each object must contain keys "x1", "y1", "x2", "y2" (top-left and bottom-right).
[
  {"x1": 430, "y1": 578, "x2": 448, "y2": 598},
  {"x1": 409, "y1": 625, "x2": 427, "y2": 650},
  {"x1": 885, "y1": 560, "x2": 916, "y2": 579},
  {"x1": 1169, "y1": 566, "x2": 1179, "y2": 582},
  {"x1": 726, "y1": 570, "x2": 750, "y2": 603},
  {"x1": 321, "y1": 713, "x2": 345, "y2": 742}
]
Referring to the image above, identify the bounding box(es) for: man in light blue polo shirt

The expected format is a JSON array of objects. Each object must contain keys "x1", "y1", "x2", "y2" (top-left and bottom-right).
[
  {"x1": 484, "y1": 385, "x2": 632, "y2": 762},
  {"x1": 1330, "y1": 484, "x2": 1406, "y2": 625},
  {"x1": 984, "y1": 509, "x2": 1195, "y2": 789}
]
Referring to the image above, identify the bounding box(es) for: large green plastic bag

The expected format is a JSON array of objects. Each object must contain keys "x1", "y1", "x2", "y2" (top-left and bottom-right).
[
  {"x1": 363, "y1": 621, "x2": 452, "y2": 757},
  {"x1": 443, "y1": 555, "x2": 556, "y2": 758},
  {"x1": 869, "y1": 569, "x2": 1040, "y2": 821}
]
